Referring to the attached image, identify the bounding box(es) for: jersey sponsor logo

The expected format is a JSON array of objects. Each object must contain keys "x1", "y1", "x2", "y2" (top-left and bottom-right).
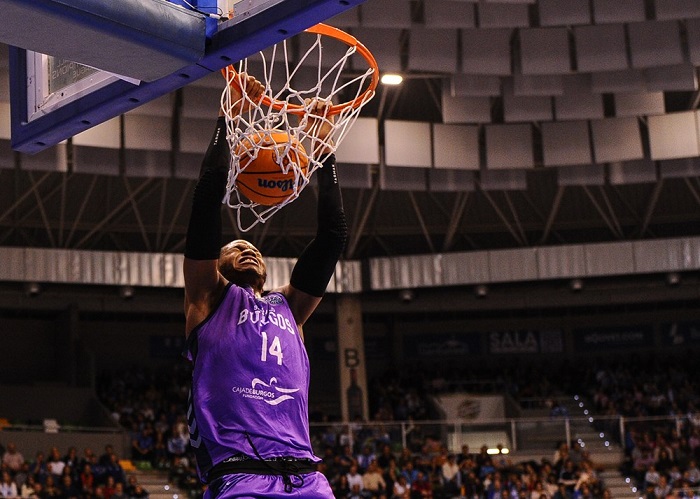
[
  {"x1": 263, "y1": 294, "x2": 283, "y2": 305},
  {"x1": 232, "y1": 377, "x2": 299, "y2": 405},
  {"x1": 237, "y1": 307, "x2": 295, "y2": 335}
]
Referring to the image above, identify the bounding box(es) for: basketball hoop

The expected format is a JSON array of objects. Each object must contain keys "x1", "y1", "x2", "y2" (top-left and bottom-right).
[{"x1": 220, "y1": 23, "x2": 379, "y2": 231}]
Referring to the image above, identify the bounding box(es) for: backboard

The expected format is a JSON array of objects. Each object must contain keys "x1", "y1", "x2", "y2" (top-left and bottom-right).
[{"x1": 7, "y1": 0, "x2": 366, "y2": 154}]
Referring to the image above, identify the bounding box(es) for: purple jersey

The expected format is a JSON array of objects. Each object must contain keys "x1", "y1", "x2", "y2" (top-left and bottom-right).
[{"x1": 185, "y1": 284, "x2": 318, "y2": 483}]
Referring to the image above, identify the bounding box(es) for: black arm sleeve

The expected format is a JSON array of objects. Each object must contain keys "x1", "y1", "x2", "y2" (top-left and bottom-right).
[
  {"x1": 184, "y1": 117, "x2": 229, "y2": 260},
  {"x1": 290, "y1": 154, "x2": 348, "y2": 297}
]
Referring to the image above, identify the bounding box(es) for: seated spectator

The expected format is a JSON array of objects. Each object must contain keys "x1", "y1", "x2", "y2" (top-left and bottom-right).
[
  {"x1": 400, "y1": 462, "x2": 419, "y2": 488},
  {"x1": 656, "y1": 448, "x2": 675, "y2": 475},
  {"x1": 686, "y1": 460, "x2": 700, "y2": 485},
  {"x1": 485, "y1": 476, "x2": 505, "y2": 499},
  {"x1": 357, "y1": 445, "x2": 377, "y2": 474},
  {"x1": 644, "y1": 464, "x2": 661, "y2": 490},
  {"x1": 30, "y1": 452, "x2": 49, "y2": 486},
  {"x1": 103, "y1": 476, "x2": 117, "y2": 499},
  {"x1": 392, "y1": 476, "x2": 409, "y2": 499},
  {"x1": 441, "y1": 453, "x2": 461, "y2": 496},
  {"x1": 653, "y1": 475, "x2": 672, "y2": 499},
  {"x1": 377, "y1": 444, "x2": 395, "y2": 471},
  {"x1": 574, "y1": 460, "x2": 600, "y2": 496},
  {"x1": 111, "y1": 482, "x2": 127, "y2": 499},
  {"x1": 337, "y1": 445, "x2": 356, "y2": 475},
  {"x1": 59, "y1": 475, "x2": 80, "y2": 499},
  {"x1": 99, "y1": 445, "x2": 117, "y2": 467},
  {"x1": 14, "y1": 462, "x2": 31, "y2": 491},
  {"x1": 32, "y1": 481, "x2": 47, "y2": 499},
  {"x1": 131, "y1": 426, "x2": 155, "y2": 464},
  {"x1": 410, "y1": 471, "x2": 432, "y2": 499},
  {"x1": 462, "y1": 469, "x2": 482, "y2": 498},
  {"x1": 3, "y1": 442, "x2": 25, "y2": 475},
  {"x1": 677, "y1": 481, "x2": 699, "y2": 498},
  {"x1": 20, "y1": 475, "x2": 37, "y2": 498},
  {"x1": 362, "y1": 461, "x2": 387, "y2": 499},
  {"x1": 530, "y1": 480, "x2": 549, "y2": 499},
  {"x1": 333, "y1": 473, "x2": 351, "y2": 498},
  {"x1": 544, "y1": 474, "x2": 559, "y2": 497},
  {"x1": 457, "y1": 445, "x2": 472, "y2": 465},
  {"x1": 129, "y1": 484, "x2": 149, "y2": 499},
  {"x1": 62, "y1": 448, "x2": 79, "y2": 475},
  {"x1": 0, "y1": 470, "x2": 18, "y2": 498},
  {"x1": 552, "y1": 483, "x2": 571, "y2": 499},
  {"x1": 347, "y1": 483, "x2": 364, "y2": 499},
  {"x1": 105, "y1": 453, "x2": 125, "y2": 485},
  {"x1": 558, "y1": 459, "x2": 578, "y2": 493},
  {"x1": 46, "y1": 447, "x2": 65, "y2": 479},
  {"x1": 77, "y1": 448, "x2": 94, "y2": 474},
  {"x1": 668, "y1": 465, "x2": 683, "y2": 487},
  {"x1": 79, "y1": 464, "x2": 94, "y2": 496},
  {"x1": 549, "y1": 401, "x2": 569, "y2": 419},
  {"x1": 152, "y1": 428, "x2": 168, "y2": 470},
  {"x1": 383, "y1": 460, "x2": 400, "y2": 497},
  {"x1": 43, "y1": 475, "x2": 60, "y2": 497},
  {"x1": 88, "y1": 454, "x2": 108, "y2": 487},
  {"x1": 166, "y1": 424, "x2": 189, "y2": 459},
  {"x1": 634, "y1": 450, "x2": 656, "y2": 486},
  {"x1": 552, "y1": 443, "x2": 569, "y2": 471},
  {"x1": 347, "y1": 465, "x2": 364, "y2": 495}
]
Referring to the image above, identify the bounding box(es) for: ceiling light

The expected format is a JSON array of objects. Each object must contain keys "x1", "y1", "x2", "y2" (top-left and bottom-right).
[
  {"x1": 399, "y1": 289, "x2": 415, "y2": 303},
  {"x1": 475, "y1": 284, "x2": 488, "y2": 298},
  {"x1": 381, "y1": 73, "x2": 403, "y2": 85},
  {"x1": 24, "y1": 282, "x2": 41, "y2": 297},
  {"x1": 570, "y1": 278, "x2": 583, "y2": 292},
  {"x1": 119, "y1": 285, "x2": 135, "y2": 300},
  {"x1": 666, "y1": 272, "x2": 680, "y2": 286}
]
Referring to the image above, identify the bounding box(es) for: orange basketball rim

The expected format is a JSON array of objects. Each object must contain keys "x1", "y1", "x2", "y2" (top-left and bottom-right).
[{"x1": 222, "y1": 23, "x2": 379, "y2": 116}]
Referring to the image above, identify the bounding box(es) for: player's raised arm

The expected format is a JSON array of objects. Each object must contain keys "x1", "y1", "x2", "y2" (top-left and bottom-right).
[
  {"x1": 279, "y1": 100, "x2": 348, "y2": 327},
  {"x1": 183, "y1": 74, "x2": 263, "y2": 336}
]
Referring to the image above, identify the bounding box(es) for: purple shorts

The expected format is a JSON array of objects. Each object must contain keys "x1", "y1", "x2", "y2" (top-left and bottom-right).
[{"x1": 205, "y1": 471, "x2": 333, "y2": 498}]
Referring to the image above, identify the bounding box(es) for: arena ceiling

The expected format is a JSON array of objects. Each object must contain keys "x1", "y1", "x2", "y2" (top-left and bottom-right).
[{"x1": 1, "y1": 0, "x2": 700, "y2": 262}]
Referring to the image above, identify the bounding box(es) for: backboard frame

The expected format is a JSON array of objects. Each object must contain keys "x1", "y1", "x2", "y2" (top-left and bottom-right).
[{"x1": 10, "y1": 0, "x2": 366, "y2": 154}]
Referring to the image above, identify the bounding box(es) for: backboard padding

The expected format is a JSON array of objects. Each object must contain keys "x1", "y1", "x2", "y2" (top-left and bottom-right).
[{"x1": 10, "y1": 0, "x2": 366, "y2": 154}]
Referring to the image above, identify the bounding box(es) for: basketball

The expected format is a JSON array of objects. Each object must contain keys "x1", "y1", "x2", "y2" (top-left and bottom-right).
[{"x1": 234, "y1": 131, "x2": 310, "y2": 206}]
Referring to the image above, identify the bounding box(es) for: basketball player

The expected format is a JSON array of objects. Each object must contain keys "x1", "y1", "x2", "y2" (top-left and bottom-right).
[{"x1": 182, "y1": 73, "x2": 346, "y2": 498}]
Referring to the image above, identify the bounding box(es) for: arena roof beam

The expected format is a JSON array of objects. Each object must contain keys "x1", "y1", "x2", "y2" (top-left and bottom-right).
[
  {"x1": 479, "y1": 188, "x2": 527, "y2": 246},
  {"x1": 442, "y1": 192, "x2": 470, "y2": 252},
  {"x1": 539, "y1": 185, "x2": 565, "y2": 245},
  {"x1": 346, "y1": 183, "x2": 380, "y2": 259},
  {"x1": 582, "y1": 186, "x2": 623, "y2": 239},
  {"x1": 638, "y1": 179, "x2": 663, "y2": 237},
  {"x1": 408, "y1": 192, "x2": 435, "y2": 253}
]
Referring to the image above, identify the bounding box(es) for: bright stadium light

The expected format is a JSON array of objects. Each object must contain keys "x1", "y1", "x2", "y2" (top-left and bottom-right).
[
  {"x1": 486, "y1": 447, "x2": 509, "y2": 455},
  {"x1": 381, "y1": 73, "x2": 403, "y2": 85}
]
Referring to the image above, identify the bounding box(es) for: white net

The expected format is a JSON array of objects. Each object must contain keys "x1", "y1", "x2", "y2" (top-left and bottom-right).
[{"x1": 220, "y1": 24, "x2": 378, "y2": 231}]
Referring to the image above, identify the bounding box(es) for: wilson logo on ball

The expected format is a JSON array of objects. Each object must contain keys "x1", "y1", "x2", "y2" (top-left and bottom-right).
[
  {"x1": 234, "y1": 131, "x2": 309, "y2": 206},
  {"x1": 257, "y1": 178, "x2": 295, "y2": 192}
]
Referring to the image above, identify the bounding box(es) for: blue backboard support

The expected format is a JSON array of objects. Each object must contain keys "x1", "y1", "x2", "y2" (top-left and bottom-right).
[{"x1": 9, "y1": 0, "x2": 366, "y2": 154}]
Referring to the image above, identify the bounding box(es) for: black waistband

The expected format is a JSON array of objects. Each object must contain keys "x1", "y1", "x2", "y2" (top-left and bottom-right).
[{"x1": 207, "y1": 457, "x2": 318, "y2": 485}]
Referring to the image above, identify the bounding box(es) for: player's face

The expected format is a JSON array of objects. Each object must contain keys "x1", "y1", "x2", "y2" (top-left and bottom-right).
[{"x1": 219, "y1": 240, "x2": 267, "y2": 292}]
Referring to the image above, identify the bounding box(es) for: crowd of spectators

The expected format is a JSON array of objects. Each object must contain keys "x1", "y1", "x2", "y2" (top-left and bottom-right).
[
  {"x1": 95, "y1": 356, "x2": 700, "y2": 497},
  {"x1": 579, "y1": 355, "x2": 700, "y2": 498},
  {"x1": 9, "y1": 353, "x2": 700, "y2": 499},
  {"x1": 0, "y1": 441, "x2": 150, "y2": 499},
  {"x1": 95, "y1": 364, "x2": 201, "y2": 498},
  {"x1": 94, "y1": 363, "x2": 615, "y2": 499},
  {"x1": 309, "y1": 437, "x2": 609, "y2": 499}
]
